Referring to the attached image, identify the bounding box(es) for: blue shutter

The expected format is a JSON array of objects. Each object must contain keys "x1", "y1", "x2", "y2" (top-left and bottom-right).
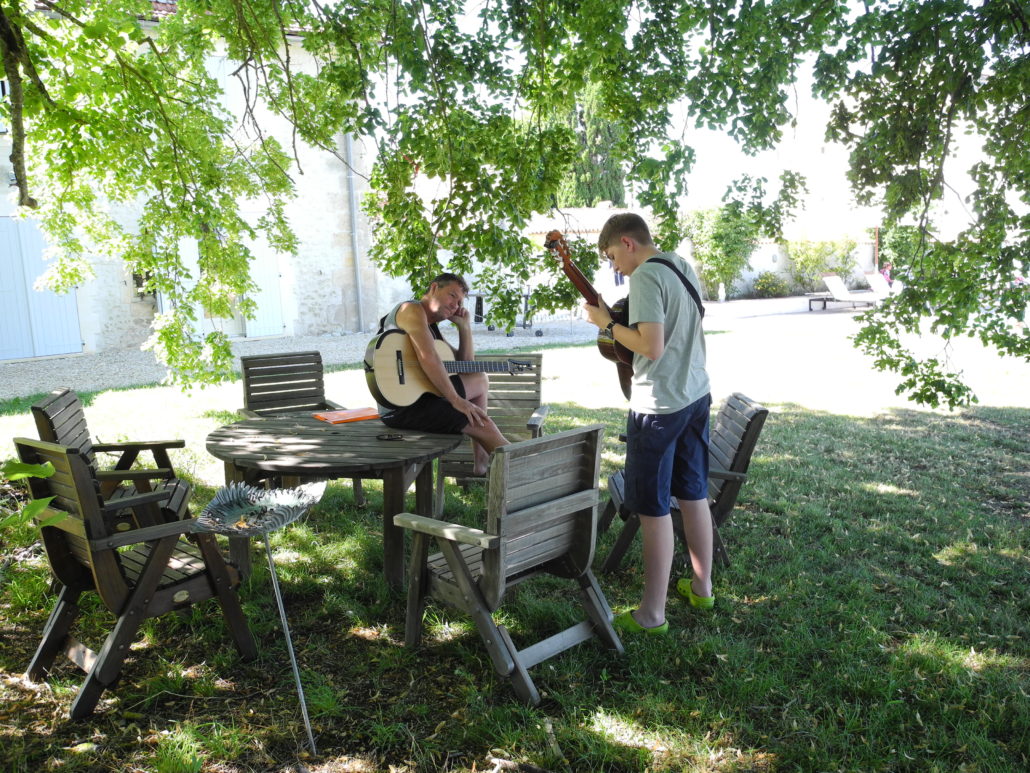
[{"x1": 0, "y1": 218, "x2": 81, "y2": 360}]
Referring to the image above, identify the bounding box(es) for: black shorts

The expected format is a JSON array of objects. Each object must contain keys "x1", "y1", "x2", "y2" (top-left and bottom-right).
[{"x1": 380, "y1": 376, "x2": 468, "y2": 434}]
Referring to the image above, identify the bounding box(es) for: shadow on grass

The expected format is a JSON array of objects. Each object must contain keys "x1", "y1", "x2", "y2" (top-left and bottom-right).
[{"x1": 0, "y1": 402, "x2": 1027, "y2": 771}]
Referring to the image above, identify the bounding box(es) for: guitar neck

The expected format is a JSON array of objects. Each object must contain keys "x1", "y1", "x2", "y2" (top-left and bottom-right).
[
  {"x1": 442, "y1": 360, "x2": 518, "y2": 374},
  {"x1": 563, "y1": 261, "x2": 600, "y2": 306}
]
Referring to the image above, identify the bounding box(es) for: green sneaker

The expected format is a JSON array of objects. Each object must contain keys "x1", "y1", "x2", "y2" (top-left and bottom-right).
[
  {"x1": 676, "y1": 578, "x2": 715, "y2": 609},
  {"x1": 613, "y1": 610, "x2": 669, "y2": 635}
]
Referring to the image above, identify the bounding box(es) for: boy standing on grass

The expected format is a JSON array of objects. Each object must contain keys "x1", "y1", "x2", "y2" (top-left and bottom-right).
[{"x1": 583, "y1": 213, "x2": 714, "y2": 635}]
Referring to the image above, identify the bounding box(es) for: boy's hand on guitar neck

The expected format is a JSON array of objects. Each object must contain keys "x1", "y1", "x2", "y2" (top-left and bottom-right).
[{"x1": 583, "y1": 294, "x2": 613, "y2": 330}]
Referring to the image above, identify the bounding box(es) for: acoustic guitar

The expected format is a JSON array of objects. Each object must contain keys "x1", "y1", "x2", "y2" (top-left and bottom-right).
[
  {"x1": 544, "y1": 230, "x2": 634, "y2": 399},
  {"x1": 364, "y1": 329, "x2": 533, "y2": 409}
]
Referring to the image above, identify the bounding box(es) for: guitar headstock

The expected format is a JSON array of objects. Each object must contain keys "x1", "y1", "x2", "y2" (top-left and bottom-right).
[
  {"x1": 543, "y1": 229, "x2": 600, "y2": 306},
  {"x1": 544, "y1": 230, "x2": 572, "y2": 267}
]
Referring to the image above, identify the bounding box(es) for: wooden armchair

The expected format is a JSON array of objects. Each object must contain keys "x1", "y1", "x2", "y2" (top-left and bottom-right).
[
  {"x1": 434, "y1": 352, "x2": 548, "y2": 516},
  {"x1": 240, "y1": 351, "x2": 364, "y2": 504},
  {"x1": 599, "y1": 392, "x2": 769, "y2": 572},
  {"x1": 396, "y1": 425, "x2": 623, "y2": 706},
  {"x1": 14, "y1": 437, "x2": 256, "y2": 720},
  {"x1": 32, "y1": 387, "x2": 191, "y2": 527}
]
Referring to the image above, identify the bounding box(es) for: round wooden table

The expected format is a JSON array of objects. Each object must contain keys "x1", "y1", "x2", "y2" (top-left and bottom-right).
[{"x1": 206, "y1": 415, "x2": 463, "y2": 588}]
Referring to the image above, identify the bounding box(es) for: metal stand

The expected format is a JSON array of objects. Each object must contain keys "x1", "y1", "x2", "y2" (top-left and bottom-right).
[
  {"x1": 263, "y1": 534, "x2": 317, "y2": 756},
  {"x1": 195, "y1": 481, "x2": 327, "y2": 757}
]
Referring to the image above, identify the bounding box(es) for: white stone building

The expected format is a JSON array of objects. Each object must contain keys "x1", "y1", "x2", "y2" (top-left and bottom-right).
[{"x1": 0, "y1": 2, "x2": 410, "y2": 364}]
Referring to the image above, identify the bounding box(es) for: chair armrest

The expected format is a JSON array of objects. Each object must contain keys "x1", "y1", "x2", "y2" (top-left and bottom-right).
[
  {"x1": 100, "y1": 489, "x2": 172, "y2": 513},
  {"x1": 393, "y1": 513, "x2": 499, "y2": 549},
  {"x1": 709, "y1": 467, "x2": 746, "y2": 482},
  {"x1": 96, "y1": 468, "x2": 175, "y2": 482},
  {"x1": 91, "y1": 518, "x2": 197, "y2": 550},
  {"x1": 324, "y1": 399, "x2": 344, "y2": 410},
  {"x1": 92, "y1": 440, "x2": 186, "y2": 452},
  {"x1": 527, "y1": 405, "x2": 550, "y2": 437},
  {"x1": 239, "y1": 409, "x2": 260, "y2": 418}
]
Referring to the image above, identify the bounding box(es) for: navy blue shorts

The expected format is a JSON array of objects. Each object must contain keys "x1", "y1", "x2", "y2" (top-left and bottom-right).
[
  {"x1": 380, "y1": 376, "x2": 468, "y2": 434},
  {"x1": 624, "y1": 393, "x2": 711, "y2": 517}
]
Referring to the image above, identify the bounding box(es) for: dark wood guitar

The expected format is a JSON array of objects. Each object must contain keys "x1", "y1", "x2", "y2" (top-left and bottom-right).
[
  {"x1": 544, "y1": 230, "x2": 633, "y2": 399},
  {"x1": 364, "y1": 329, "x2": 533, "y2": 409}
]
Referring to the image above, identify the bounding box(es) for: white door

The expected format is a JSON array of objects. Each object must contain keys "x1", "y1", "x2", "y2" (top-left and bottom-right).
[
  {"x1": 0, "y1": 218, "x2": 81, "y2": 360},
  {"x1": 161, "y1": 238, "x2": 282, "y2": 339},
  {"x1": 244, "y1": 248, "x2": 285, "y2": 337}
]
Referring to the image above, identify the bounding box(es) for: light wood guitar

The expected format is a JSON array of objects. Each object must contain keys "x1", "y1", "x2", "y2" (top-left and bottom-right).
[
  {"x1": 364, "y1": 329, "x2": 533, "y2": 409},
  {"x1": 544, "y1": 230, "x2": 634, "y2": 399}
]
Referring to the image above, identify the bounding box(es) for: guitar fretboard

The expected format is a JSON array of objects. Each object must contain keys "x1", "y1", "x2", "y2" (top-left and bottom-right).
[{"x1": 442, "y1": 360, "x2": 526, "y2": 374}]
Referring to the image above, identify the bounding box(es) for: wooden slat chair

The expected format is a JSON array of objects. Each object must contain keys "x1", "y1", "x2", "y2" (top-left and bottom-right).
[
  {"x1": 240, "y1": 351, "x2": 364, "y2": 504},
  {"x1": 434, "y1": 352, "x2": 548, "y2": 516},
  {"x1": 32, "y1": 387, "x2": 191, "y2": 528},
  {"x1": 396, "y1": 425, "x2": 623, "y2": 706},
  {"x1": 14, "y1": 437, "x2": 257, "y2": 720},
  {"x1": 598, "y1": 392, "x2": 769, "y2": 573}
]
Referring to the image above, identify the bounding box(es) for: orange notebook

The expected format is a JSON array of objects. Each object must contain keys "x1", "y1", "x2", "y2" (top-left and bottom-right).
[{"x1": 312, "y1": 407, "x2": 380, "y2": 424}]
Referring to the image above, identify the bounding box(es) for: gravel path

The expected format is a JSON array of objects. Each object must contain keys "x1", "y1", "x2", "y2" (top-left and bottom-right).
[{"x1": 1, "y1": 318, "x2": 601, "y2": 399}]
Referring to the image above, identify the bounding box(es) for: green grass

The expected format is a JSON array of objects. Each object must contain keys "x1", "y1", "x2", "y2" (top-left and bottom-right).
[{"x1": 1, "y1": 394, "x2": 1028, "y2": 771}]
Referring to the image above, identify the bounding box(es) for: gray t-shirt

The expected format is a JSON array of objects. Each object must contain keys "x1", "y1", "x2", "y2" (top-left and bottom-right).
[{"x1": 627, "y1": 252, "x2": 709, "y2": 414}]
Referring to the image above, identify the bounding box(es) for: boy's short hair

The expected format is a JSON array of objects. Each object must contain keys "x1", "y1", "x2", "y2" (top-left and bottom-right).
[
  {"x1": 429, "y1": 272, "x2": 469, "y2": 295},
  {"x1": 598, "y1": 213, "x2": 654, "y2": 252}
]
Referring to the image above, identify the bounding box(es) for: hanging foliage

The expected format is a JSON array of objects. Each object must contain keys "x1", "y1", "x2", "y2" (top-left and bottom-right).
[{"x1": 0, "y1": 1, "x2": 1025, "y2": 406}]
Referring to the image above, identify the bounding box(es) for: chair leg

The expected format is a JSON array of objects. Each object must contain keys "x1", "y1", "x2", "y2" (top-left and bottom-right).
[
  {"x1": 404, "y1": 533, "x2": 431, "y2": 648},
  {"x1": 598, "y1": 470, "x2": 627, "y2": 534},
  {"x1": 71, "y1": 599, "x2": 151, "y2": 719},
  {"x1": 70, "y1": 537, "x2": 180, "y2": 719},
  {"x1": 193, "y1": 534, "x2": 257, "y2": 659},
  {"x1": 600, "y1": 513, "x2": 640, "y2": 574},
  {"x1": 577, "y1": 571, "x2": 624, "y2": 655},
  {"x1": 433, "y1": 460, "x2": 446, "y2": 518},
  {"x1": 597, "y1": 498, "x2": 618, "y2": 533},
  {"x1": 497, "y1": 624, "x2": 540, "y2": 706},
  {"x1": 438, "y1": 542, "x2": 515, "y2": 678},
  {"x1": 27, "y1": 583, "x2": 83, "y2": 680}
]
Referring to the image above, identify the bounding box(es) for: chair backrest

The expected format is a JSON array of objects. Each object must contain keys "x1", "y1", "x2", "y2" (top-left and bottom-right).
[
  {"x1": 438, "y1": 353, "x2": 547, "y2": 487},
  {"x1": 821, "y1": 273, "x2": 851, "y2": 300},
  {"x1": 479, "y1": 424, "x2": 604, "y2": 609},
  {"x1": 708, "y1": 393, "x2": 768, "y2": 524},
  {"x1": 241, "y1": 351, "x2": 331, "y2": 415},
  {"x1": 864, "y1": 271, "x2": 893, "y2": 299},
  {"x1": 14, "y1": 437, "x2": 131, "y2": 612},
  {"x1": 31, "y1": 388, "x2": 98, "y2": 474},
  {"x1": 481, "y1": 353, "x2": 544, "y2": 440}
]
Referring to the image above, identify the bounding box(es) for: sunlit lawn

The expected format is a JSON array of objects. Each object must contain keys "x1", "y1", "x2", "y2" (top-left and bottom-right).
[{"x1": 1, "y1": 336, "x2": 1028, "y2": 771}]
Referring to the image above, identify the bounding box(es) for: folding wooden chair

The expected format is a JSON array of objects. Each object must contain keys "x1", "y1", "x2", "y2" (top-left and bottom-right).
[
  {"x1": 599, "y1": 392, "x2": 768, "y2": 572},
  {"x1": 434, "y1": 352, "x2": 548, "y2": 516},
  {"x1": 396, "y1": 425, "x2": 623, "y2": 706},
  {"x1": 15, "y1": 437, "x2": 256, "y2": 720},
  {"x1": 240, "y1": 351, "x2": 364, "y2": 504}
]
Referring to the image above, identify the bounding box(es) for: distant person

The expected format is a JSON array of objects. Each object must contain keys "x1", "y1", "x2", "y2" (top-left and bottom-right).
[
  {"x1": 375, "y1": 273, "x2": 508, "y2": 475},
  {"x1": 881, "y1": 261, "x2": 893, "y2": 286},
  {"x1": 583, "y1": 213, "x2": 714, "y2": 636}
]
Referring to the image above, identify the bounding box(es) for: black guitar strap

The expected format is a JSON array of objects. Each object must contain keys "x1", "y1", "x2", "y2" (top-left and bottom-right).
[
  {"x1": 647, "y1": 257, "x2": 705, "y2": 319},
  {"x1": 376, "y1": 303, "x2": 445, "y2": 340}
]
